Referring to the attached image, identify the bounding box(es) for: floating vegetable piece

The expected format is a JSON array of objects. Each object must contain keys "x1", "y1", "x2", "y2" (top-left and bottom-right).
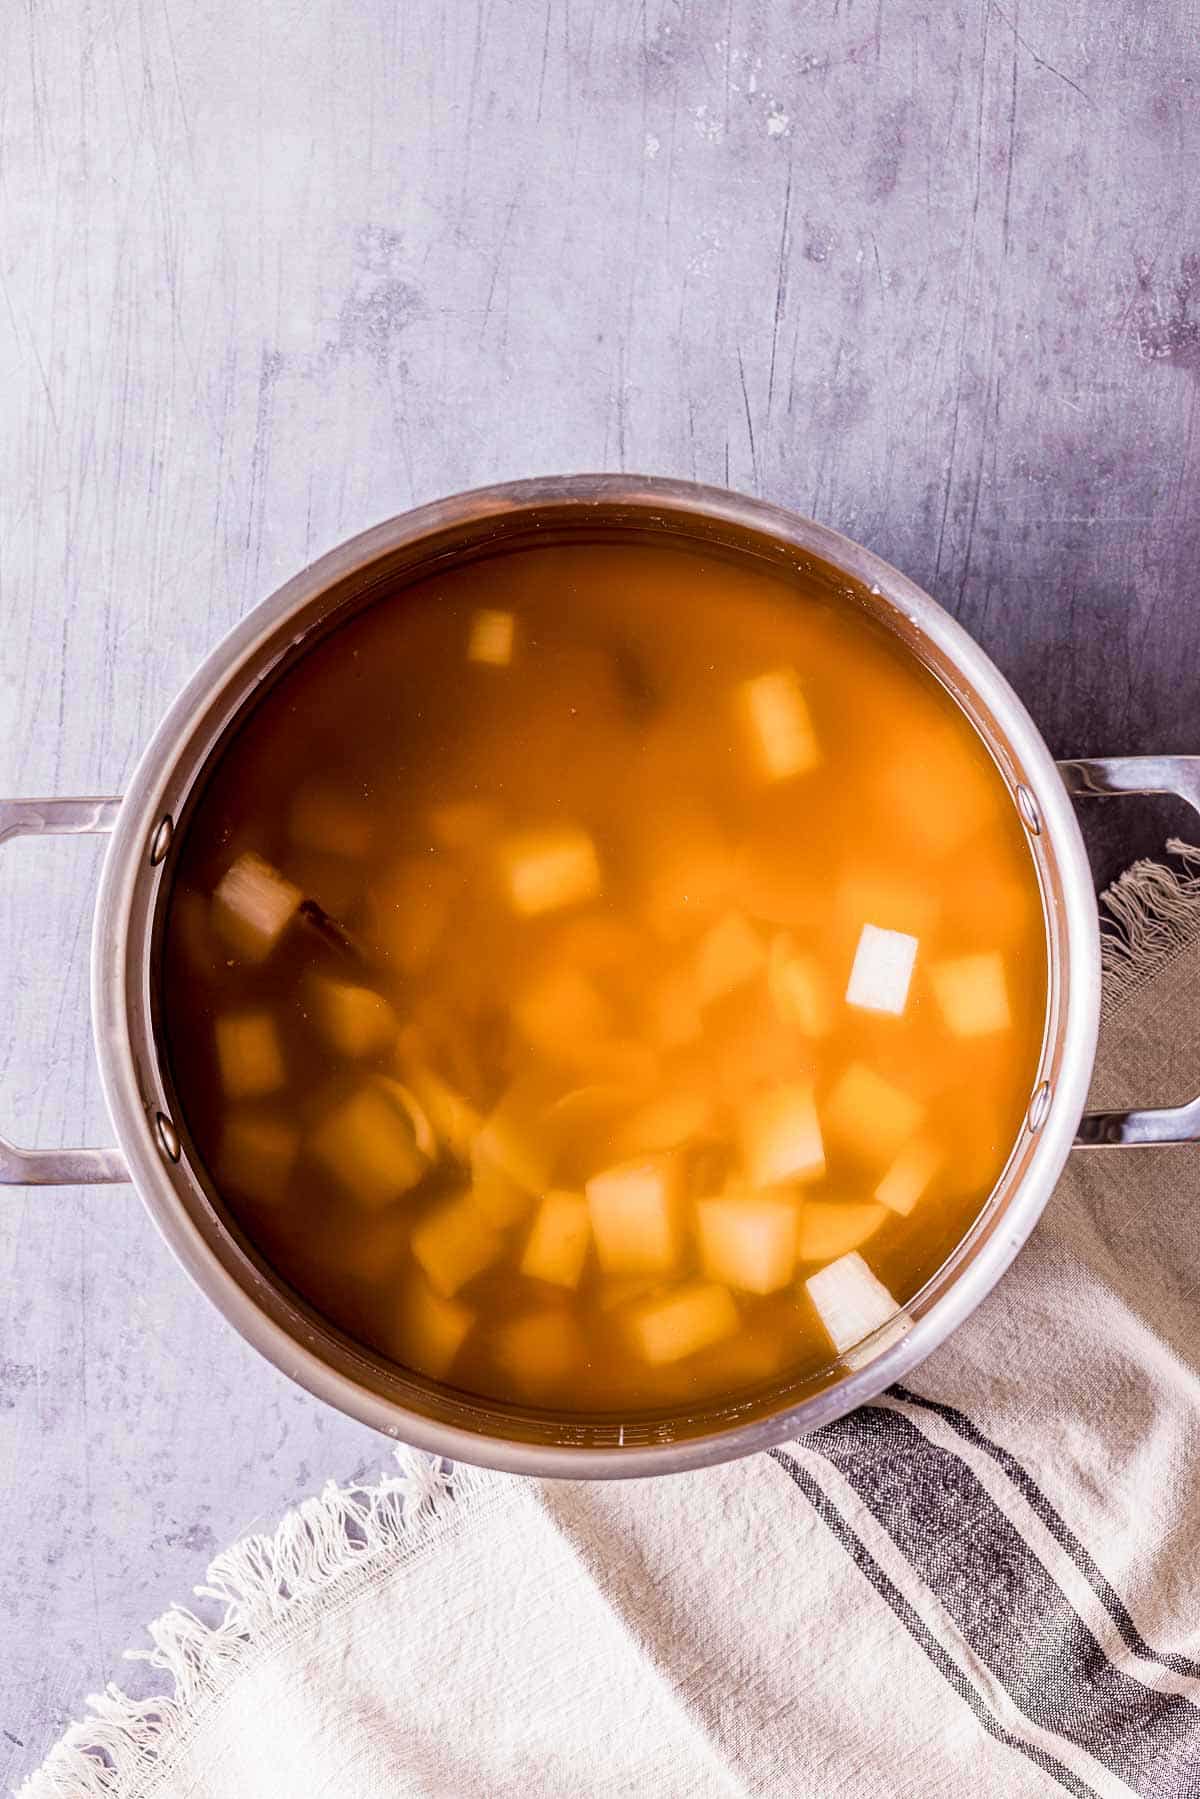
[
  {"x1": 392, "y1": 1276, "x2": 474, "y2": 1379},
  {"x1": 737, "y1": 668, "x2": 819, "y2": 782},
  {"x1": 411, "y1": 1191, "x2": 503, "y2": 1298},
  {"x1": 697, "y1": 1194, "x2": 797, "y2": 1294},
  {"x1": 740, "y1": 1084, "x2": 825, "y2": 1188},
  {"x1": 366, "y1": 859, "x2": 456, "y2": 974},
  {"x1": 213, "y1": 852, "x2": 301, "y2": 961},
  {"x1": 308, "y1": 975, "x2": 398, "y2": 1058},
  {"x1": 611, "y1": 1089, "x2": 714, "y2": 1160},
  {"x1": 626, "y1": 1282, "x2": 739, "y2": 1365},
  {"x1": 806, "y1": 1251, "x2": 906, "y2": 1358},
  {"x1": 520, "y1": 1192, "x2": 591, "y2": 1290},
  {"x1": 468, "y1": 608, "x2": 515, "y2": 666},
  {"x1": 499, "y1": 825, "x2": 601, "y2": 917},
  {"x1": 767, "y1": 934, "x2": 832, "y2": 1036},
  {"x1": 795, "y1": 1201, "x2": 888, "y2": 1263},
  {"x1": 495, "y1": 1309, "x2": 582, "y2": 1396},
  {"x1": 931, "y1": 953, "x2": 1011, "y2": 1037},
  {"x1": 215, "y1": 1011, "x2": 285, "y2": 1099},
  {"x1": 824, "y1": 1063, "x2": 923, "y2": 1164},
  {"x1": 696, "y1": 910, "x2": 766, "y2": 1006},
  {"x1": 586, "y1": 1154, "x2": 682, "y2": 1275},
  {"x1": 513, "y1": 965, "x2": 612, "y2": 1062},
  {"x1": 310, "y1": 1079, "x2": 430, "y2": 1209},
  {"x1": 219, "y1": 1112, "x2": 297, "y2": 1202},
  {"x1": 845, "y1": 923, "x2": 918, "y2": 1017},
  {"x1": 875, "y1": 1139, "x2": 941, "y2": 1216}
]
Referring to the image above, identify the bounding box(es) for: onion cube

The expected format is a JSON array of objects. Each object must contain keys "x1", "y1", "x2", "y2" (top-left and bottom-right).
[
  {"x1": 215, "y1": 1011, "x2": 285, "y2": 1099},
  {"x1": 308, "y1": 976, "x2": 398, "y2": 1058},
  {"x1": 219, "y1": 1112, "x2": 297, "y2": 1202},
  {"x1": 697, "y1": 1194, "x2": 797, "y2": 1294},
  {"x1": 310, "y1": 1080, "x2": 429, "y2": 1209},
  {"x1": 495, "y1": 1311, "x2": 582, "y2": 1400},
  {"x1": 806, "y1": 1250, "x2": 902, "y2": 1355},
  {"x1": 647, "y1": 967, "x2": 704, "y2": 1049},
  {"x1": 932, "y1": 952, "x2": 1010, "y2": 1036},
  {"x1": 288, "y1": 781, "x2": 373, "y2": 858},
  {"x1": 644, "y1": 815, "x2": 736, "y2": 940},
  {"x1": 586, "y1": 1154, "x2": 682, "y2": 1275},
  {"x1": 513, "y1": 965, "x2": 612, "y2": 1062},
  {"x1": 473, "y1": 1076, "x2": 556, "y2": 1199},
  {"x1": 737, "y1": 668, "x2": 819, "y2": 782},
  {"x1": 627, "y1": 1282, "x2": 739, "y2": 1365},
  {"x1": 883, "y1": 729, "x2": 1001, "y2": 854},
  {"x1": 496, "y1": 1309, "x2": 582, "y2": 1395},
  {"x1": 366, "y1": 859, "x2": 454, "y2": 974},
  {"x1": 213, "y1": 852, "x2": 301, "y2": 962},
  {"x1": 470, "y1": 1161, "x2": 537, "y2": 1230},
  {"x1": 824, "y1": 1063, "x2": 923, "y2": 1163},
  {"x1": 411, "y1": 1191, "x2": 502, "y2": 1297},
  {"x1": 520, "y1": 1192, "x2": 592, "y2": 1289},
  {"x1": 468, "y1": 608, "x2": 515, "y2": 666},
  {"x1": 796, "y1": 1201, "x2": 888, "y2": 1262},
  {"x1": 392, "y1": 1277, "x2": 473, "y2": 1380},
  {"x1": 500, "y1": 825, "x2": 601, "y2": 917},
  {"x1": 846, "y1": 923, "x2": 918, "y2": 1016},
  {"x1": 696, "y1": 910, "x2": 766, "y2": 1006},
  {"x1": 740, "y1": 1083, "x2": 825, "y2": 1188},
  {"x1": 328, "y1": 1213, "x2": 410, "y2": 1285},
  {"x1": 875, "y1": 1138, "x2": 941, "y2": 1216},
  {"x1": 612, "y1": 1089, "x2": 713, "y2": 1159},
  {"x1": 469, "y1": 1076, "x2": 558, "y2": 1229},
  {"x1": 767, "y1": 934, "x2": 832, "y2": 1036}
]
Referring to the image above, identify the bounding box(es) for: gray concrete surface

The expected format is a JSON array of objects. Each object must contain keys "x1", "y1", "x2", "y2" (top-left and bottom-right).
[{"x1": 2, "y1": 0, "x2": 1199, "y2": 1785}]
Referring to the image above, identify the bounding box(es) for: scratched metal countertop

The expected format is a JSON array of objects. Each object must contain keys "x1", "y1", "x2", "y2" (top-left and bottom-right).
[{"x1": 2, "y1": 2, "x2": 1198, "y2": 1783}]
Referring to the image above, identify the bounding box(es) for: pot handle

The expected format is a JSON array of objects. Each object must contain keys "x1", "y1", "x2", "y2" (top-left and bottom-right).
[
  {"x1": 0, "y1": 797, "x2": 130, "y2": 1184},
  {"x1": 1058, "y1": 756, "x2": 1200, "y2": 1146}
]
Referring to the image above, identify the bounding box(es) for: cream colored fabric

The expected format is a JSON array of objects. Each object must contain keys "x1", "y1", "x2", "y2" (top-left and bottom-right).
[{"x1": 23, "y1": 850, "x2": 1200, "y2": 1799}]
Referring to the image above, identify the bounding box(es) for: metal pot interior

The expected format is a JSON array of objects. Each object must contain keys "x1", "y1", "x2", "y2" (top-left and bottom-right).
[{"x1": 98, "y1": 480, "x2": 1090, "y2": 1474}]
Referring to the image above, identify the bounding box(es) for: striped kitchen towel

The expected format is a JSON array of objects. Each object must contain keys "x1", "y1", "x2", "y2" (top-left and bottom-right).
[{"x1": 22, "y1": 847, "x2": 1200, "y2": 1799}]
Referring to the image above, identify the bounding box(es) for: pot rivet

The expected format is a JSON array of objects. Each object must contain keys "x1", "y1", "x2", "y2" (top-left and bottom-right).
[
  {"x1": 1016, "y1": 785, "x2": 1041, "y2": 837},
  {"x1": 149, "y1": 814, "x2": 174, "y2": 866},
  {"x1": 155, "y1": 1110, "x2": 181, "y2": 1163},
  {"x1": 1027, "y1": 1081, "x2": 1051, "y2": 1132}
]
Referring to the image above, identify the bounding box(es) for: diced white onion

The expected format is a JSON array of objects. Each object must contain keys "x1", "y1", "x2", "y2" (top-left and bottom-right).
[
  {"x1": 845, "y1": 922, "x2": 918, "y2": 1016},
  {"x1": 806, "y1": 1250, "x2": 902, "y2": 1354}
]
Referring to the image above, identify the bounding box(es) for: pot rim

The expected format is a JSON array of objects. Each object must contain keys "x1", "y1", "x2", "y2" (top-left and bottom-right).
[{"x1": 89, "y1": 475, "x2": 1100, "y2": 1477}]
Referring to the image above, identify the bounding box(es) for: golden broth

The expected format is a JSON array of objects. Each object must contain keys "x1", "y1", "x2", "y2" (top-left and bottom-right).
[{"x1": 162, "y1": 538, "x2": 1047, "y2": 1414}]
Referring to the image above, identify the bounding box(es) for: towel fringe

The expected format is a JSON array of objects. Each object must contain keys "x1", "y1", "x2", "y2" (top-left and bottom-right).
[
  {"x1": 1099, "y1": 839, "x2": 1200, "y2": 1018},
  {"x1": 18, "y1": 1452, "x2": 496, "y2": 1799}
]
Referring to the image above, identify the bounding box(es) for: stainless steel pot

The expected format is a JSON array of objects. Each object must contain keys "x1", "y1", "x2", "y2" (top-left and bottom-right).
[{"x1": 3, "y1": 476, "x2": 1198, "y2": 1477}]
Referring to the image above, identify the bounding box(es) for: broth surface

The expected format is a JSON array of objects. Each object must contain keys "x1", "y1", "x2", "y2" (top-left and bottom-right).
[{"x1": 162, "y1": 537, "x2": 1047, "y2": 1414}]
